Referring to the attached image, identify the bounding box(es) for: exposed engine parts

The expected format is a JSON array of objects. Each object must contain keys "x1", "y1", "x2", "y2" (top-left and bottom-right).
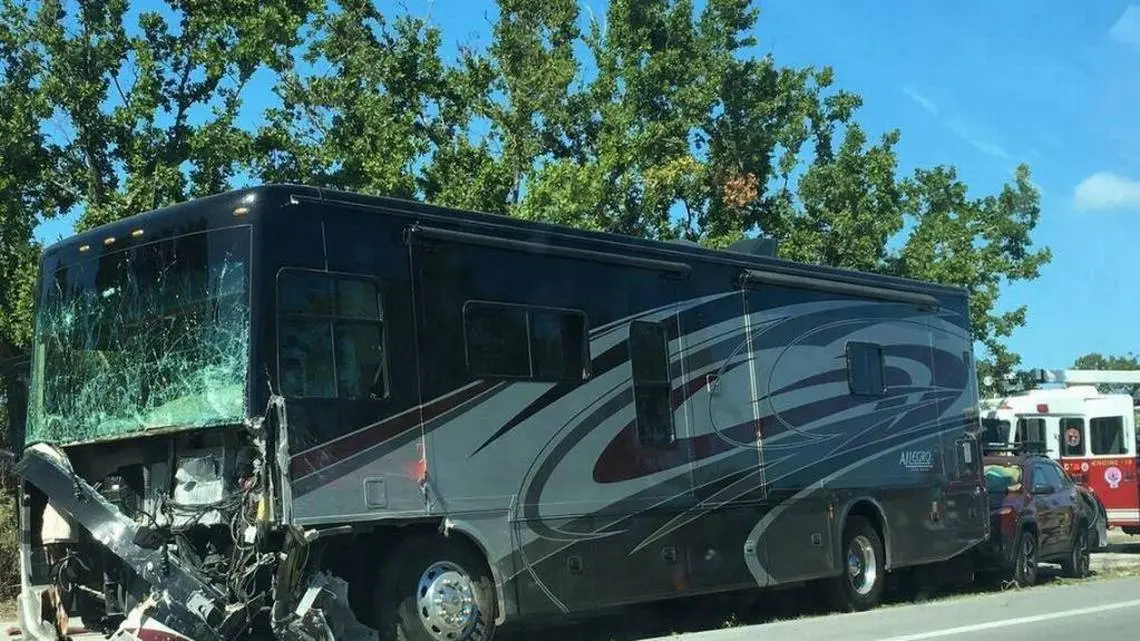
[{"x1": 15, "y1": 418, "x2": 372, "y2": 641}]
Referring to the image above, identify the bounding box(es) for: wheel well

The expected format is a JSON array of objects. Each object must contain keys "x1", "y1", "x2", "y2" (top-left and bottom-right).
[
  {"x1": 843, "y1": 500, "x2": 890, "y2": 570},
  {"x1": 318, "y1": 520, "x2": 498, "y2": 627}
]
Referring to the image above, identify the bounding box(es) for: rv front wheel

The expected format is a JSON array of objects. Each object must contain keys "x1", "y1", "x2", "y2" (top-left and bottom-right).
[
  {"x1": 375, "y1": 535, "x2": 497, "y2": 641},
  {"x1": 824, "y1": 516, "x2": 885, "y2": 612}
]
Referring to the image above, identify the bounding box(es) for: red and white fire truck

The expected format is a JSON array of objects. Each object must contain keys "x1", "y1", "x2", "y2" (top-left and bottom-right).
[{"x1": 981, "y1": 369, "x2": 1140, "y2": 533}]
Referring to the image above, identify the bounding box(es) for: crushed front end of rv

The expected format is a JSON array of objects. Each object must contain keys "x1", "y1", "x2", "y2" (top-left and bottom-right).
[{"x1": 14, "y1": 400, "x2": 376, "y2": 641}]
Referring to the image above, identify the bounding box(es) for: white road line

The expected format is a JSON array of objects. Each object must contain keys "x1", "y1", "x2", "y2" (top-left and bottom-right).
[{"x1": 876, "y1": 598, "x2": 1140, "y2": 641}]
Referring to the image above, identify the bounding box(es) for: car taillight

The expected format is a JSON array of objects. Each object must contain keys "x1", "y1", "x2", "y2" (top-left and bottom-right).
[{"x1": 998, "y1": 505, "x2": 1017, "y2": 539}]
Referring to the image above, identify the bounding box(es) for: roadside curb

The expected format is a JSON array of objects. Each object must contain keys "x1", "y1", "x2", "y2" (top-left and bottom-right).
[{"x1": 1091, "y1": 552, "x2": 1140, "y2": 573}]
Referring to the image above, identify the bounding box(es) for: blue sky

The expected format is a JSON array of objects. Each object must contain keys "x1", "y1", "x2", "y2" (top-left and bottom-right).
[
  {"x1": 745, "y1": 0, "x2": 1140, "y2": 370},
  {"x1": 33, "y1": 0, "x2": 1140, "y2": 369}
]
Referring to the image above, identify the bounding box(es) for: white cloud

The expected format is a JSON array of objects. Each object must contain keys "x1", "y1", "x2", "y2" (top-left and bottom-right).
[
  {"x1": 1109, "y1": 5, "x2": 1140, "y2": 49},
  {"x1": 1074, "y1": 172, "x2": 1140, "y2": 211},
  {"x1": 903, "y1": 87, "x2": 938, "y2": 115}
]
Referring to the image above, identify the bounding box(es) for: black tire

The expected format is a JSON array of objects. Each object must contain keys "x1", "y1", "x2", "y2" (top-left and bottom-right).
[
  {"x1": 1010, "y1": 528, "x2": 1038, "y2": 587},
  {"x1": 1062, "y1": 522, "x2": 1092, "y2": 578},
  {"x1": 1091, "y1": 502, "x2": 1109, "y2": 552},
  {"x1": 824, "y1": 516, "x2": 886, "y2": 612},
  {"x1": 374, "y1": 535, "x2": 497, "y2": 641}
]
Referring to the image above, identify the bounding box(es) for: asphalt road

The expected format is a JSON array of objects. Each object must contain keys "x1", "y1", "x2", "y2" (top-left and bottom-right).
[
  {"x1": 7, "y1": 556, "x2": 1140, "y2": 640},
  {"x1": 641, "y1": 575, "x2": 1140, "y2": 641}
]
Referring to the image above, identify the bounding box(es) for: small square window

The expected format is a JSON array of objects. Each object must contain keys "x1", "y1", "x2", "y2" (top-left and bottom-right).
[
  {"x1": 1090, "y1": 416, "x2": 1126, "y2": 455},
  {"x1": 465, "y1": 304, "x2": 530, "y2": 379},
  {"x1": 847, "y1": 342, "x2": 885, "y2": 396},
  {"x1": 277, "y1": 270, "x2": 387, "y2": 400},
  {"x1": 1061, "y1": 417, "x2": 1086, "y2": 456}
]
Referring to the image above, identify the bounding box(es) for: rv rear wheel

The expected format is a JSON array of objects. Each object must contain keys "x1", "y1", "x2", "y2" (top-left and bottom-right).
[
  {"x1": 824, "y1": 516, "x2": 885, "y2": 612},
  {"x1": 375, "y1": 535, "x2": 497, "y2": 641}
]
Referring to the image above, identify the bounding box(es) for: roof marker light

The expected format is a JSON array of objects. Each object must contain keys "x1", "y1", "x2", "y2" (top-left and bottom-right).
[
  {"x1": 233, "y1": 207, "x2": 250, "y2": 216},
  {"x1": 78, "y1": 244, "x2": 90, "y2": 253},
  {"x1": 1036, "y1": 403, "x2": 1049, "y2": 413},
  {"x1": 130, "y1": 229, "x2": 144, "y2": 238},
  {"x1": 103, "y1": 236, "x2": 116, "y2": 246}
]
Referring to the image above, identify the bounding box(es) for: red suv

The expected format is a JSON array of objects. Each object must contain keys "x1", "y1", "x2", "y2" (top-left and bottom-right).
[{"x1": 975, "y1": 444, "x2": 1099, "y2": 586}]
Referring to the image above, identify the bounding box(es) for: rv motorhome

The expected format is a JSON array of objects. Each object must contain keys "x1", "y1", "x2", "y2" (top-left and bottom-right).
[{"x1": 12, "y1": 185, "x2": 988, "y2": 641}]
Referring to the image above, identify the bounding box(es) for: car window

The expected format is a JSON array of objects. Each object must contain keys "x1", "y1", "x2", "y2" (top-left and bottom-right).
[
  {"x1": 984, "y1": 463, "x2": 1023, "y2": 494},
  {"x1": 1049, "y1": 461, "x2": 1072, "y2": 488},
  {"x1": 1033, "y1": 462, "x2": 1064, "y2": 491}
]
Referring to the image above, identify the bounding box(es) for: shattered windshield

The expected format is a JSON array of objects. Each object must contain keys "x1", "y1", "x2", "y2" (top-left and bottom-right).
[{"x1": 26, "y1": 225, "x2": 251, "y2": 445}]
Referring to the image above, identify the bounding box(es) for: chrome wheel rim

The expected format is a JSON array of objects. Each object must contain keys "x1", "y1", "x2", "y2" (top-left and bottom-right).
[
  {"x1": 846, "y1": 535, "x2": 878, "y2": 596},
  {"x1": 416, "y1": 561, "x2": 477, "y2": 641}
]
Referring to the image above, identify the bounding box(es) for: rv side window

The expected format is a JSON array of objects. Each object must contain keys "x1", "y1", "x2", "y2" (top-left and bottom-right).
[
  {"x1": 464, "y1": 303, "x2": 588, "y2": 382},
  {"x1": 1060, "y1": 417, "x2": 1085, "y2": 456},
  {"x1": 846, "y1": 342, "x2": 884, "y2": 396},
  {"x1": 278, "y1": 271, "x2": 388, "y2": 400},
  {"x1": 1090, "y1": 416, "x2": 1127, "y2": 455},
  {"x1": 629, "y1": 320, "x2": 675, "y2": 447}
]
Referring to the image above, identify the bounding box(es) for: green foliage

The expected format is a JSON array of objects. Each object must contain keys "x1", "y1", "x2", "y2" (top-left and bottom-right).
[
  {"x1": 1072, "y1": 352, "x2": 1140, "y2": 396},
  {"x1": 15, "y1": 0, "x2": 318, "y2": 231},
  {"x1": 0, "y1": 486, "x2": 16, "y2": 599},
  {"x1": 0, "y1": 0, "x2": 73, "y2": 363},
  {"x1": 0, "y1": 0, "x2": 1051, "y2": 403}
]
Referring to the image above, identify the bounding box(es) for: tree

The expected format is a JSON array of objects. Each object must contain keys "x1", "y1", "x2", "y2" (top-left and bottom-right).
[
  {"x1": 889, "y1": 165, "x2": 1050, "y2": 388},
  {"x1": 0, "y1": 0, "x2": 74, "y2": 422},
  {"x1": 13, "y1": 0, "x2": 317, "y2": 232},
  {"x1": 254, "y1": 0, "x2": 511, "y2": 213},
  {"x1": 1072, "y1": 352, "x2": 1140, "y2": 397},
  {"x1": 0, "y1": 0, "x2": 1050, "y2": 400},
  {"x1": 493, "y1": 0, "x2": 1050, "y2": 382},
  {"x1": 249, "y1": 0, "x2": 1049, "y2": 383}
]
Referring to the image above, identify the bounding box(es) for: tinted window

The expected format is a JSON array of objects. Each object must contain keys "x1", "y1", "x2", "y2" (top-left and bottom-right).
[
  {"x1": 1050, "y1": 461, "x2": 1073, "y2": 488},
  {"x1": 1090, "y1": 416, "x2": 1127, "y2": 455},
  {"x1": 1016, "y1": 418, "x2": 1046, "y2": 446},
  {"x1": 530, "y1": 309, "x2": 587, "y2": 381},
  {"x1": 1034, "y1": 462, "x2": 1064, "y2": 491},
  {"x1": 465, "y1": 304, "x2": 530, "y2": 378},
  {"x1": 630, "y1": 320, "x2": 674, "y2": 447},
  {"x1": 278, "y1": 271, "x2": 387, "y2": 400},
  {"x1": 981, "y1": 418, "x2": 1011, "y2": 444},
  {"x1": 846, "y1": 342, "x2": 884, "y2": 396},
  {"x1": 464, "y1": 303, "x2": 587, "y2": 382},
  {"x1": 1061, "y1": 417, "x2": 1085, "y2": 456}
]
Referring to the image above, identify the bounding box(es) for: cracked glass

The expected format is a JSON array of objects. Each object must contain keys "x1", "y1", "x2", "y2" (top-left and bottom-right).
[{"x1": 26, "y1": 226, "x2": 252, "y2": 445}]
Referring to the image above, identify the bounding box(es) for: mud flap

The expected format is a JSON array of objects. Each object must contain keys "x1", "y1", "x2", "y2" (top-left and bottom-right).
[{"x1": 14, "y1": 446, "x2": 229, "y2": 641}]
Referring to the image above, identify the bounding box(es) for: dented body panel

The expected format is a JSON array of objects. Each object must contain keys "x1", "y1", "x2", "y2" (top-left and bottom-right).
[{"x1": 14, "y1": 185, "x2": 989, "y2": 640}]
